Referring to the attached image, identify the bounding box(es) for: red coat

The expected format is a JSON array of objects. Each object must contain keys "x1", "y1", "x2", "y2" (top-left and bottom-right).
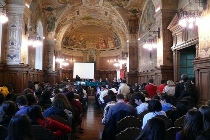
[
  {"x1": 158, "y1": 84, "x2": 166, "y2": 93},
  {"x1": 37, "y1": 118, "x2": 72, "y2": 136},
  {"x1": 145, "y1": 84, "x2": 157, "y2": 98}
]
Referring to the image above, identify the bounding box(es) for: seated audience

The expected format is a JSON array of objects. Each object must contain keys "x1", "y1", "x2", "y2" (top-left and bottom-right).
[
  {"x1": 133, "y1": 92, "x2": 148, "y2": 114},
  {"x1": 6, "y1": 114, "x2": 34, "y2": 140},
  {"x1": 163, "y1": 80, "x2": 175, "y2": 96},
  {"x1": 176, "y1": 109, "x2": 203, "y2": 140},
  {"x1": 15, "y1": 95, "x2": 29, "y2": 115},
  {"x1": 160, "y1": 94, "x2": 176, "y2": 112},
  {"x1": 25, "y1": 93, "x2": 37, "y2": 106},
  {"x1": 142, "y1": 99, "x2": 166, "y2": 129},
  {"x1": 168, "y1": 100, "x2": 188, "y2": 124},
  {"x1": 38, "y1": 90, "x2": 52, "y2": 107},
  {"x1": 101, "y1": 92, "x2": 116, "y2": 124},
  {"x1": 27, "y1": 105, "x2": 72, "y2": 137},
  {"x1": 0, "y1": 101, "x2": 17, "y2": 128},
  {"x1": 199, "y1": 105, "x2": 210, "y2": 130},
  {"x1": 107, "y1": 94, "x2": 136, "y2": 123},
  {"x1": 136, "y1": 117, "x2": 166, "y2": 140},
  {"x1": 43, "y1": 98, "x2": 67, "y2": 119}
]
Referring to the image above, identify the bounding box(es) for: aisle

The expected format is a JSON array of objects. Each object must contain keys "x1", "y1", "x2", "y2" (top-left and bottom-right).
[{"x1": 78, "y1": 96, "x2": 104, "y2": 140}]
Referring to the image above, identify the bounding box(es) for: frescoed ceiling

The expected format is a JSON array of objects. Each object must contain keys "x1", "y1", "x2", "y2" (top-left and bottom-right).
[{"x1": 35, "y1": 0, "x2": 147, "y2": 56}]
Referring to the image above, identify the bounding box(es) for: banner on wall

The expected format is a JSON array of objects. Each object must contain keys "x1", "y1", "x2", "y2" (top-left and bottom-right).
[{"x1": 120, "y1": 69, "x2": 125, "y2": 80}]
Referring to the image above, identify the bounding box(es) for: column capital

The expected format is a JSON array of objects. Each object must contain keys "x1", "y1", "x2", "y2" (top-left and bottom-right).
[{"x1": 6, "y1": 4, "x2": 25, "y2": 14}]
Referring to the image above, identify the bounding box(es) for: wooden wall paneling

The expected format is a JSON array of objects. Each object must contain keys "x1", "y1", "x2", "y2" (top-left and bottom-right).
[{"x1": 199, "y1": 70, "x2": 209, "y2": 103}]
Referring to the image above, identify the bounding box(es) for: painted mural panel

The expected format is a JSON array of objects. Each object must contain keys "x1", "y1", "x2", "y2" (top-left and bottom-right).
[
  {"x1": 139, "y1": 0, "x2": 155, "y2": 34},
  {"x1": 62, "y1": 31, "x2": 120, "y2": 50}
]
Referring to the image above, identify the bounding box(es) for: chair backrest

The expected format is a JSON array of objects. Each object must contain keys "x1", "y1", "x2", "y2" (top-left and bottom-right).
[
  {"x1": 174, "y1": 115, "x2": 185, "y2": 128},
  {"x1": 103, "y1": 110, "x2": 133, "y2": 140},
  {"x1": 166, "y1": 110, "x2": 173, "y2": 117},
  {"x1": 116, "y1": 127, "x2": 140, "y2": 140},
  {"x1": 31, "y1": 125, "x2": 56, "y2": 140},
  {"x1": 49, "y1": 115, "x2": 70, "y2": 126},
  {"x1": 137, "y1": 110, "x2": 149, "y2": 120},
  {"x1": 155, "y1": 115, "x2": 172, "y2": 130},
  {"x1": 165, "y1": 127, "x2": 182, "y2": 140},
  {"x1": 117, "y1": 116, "x2": 142, "y2": 132},
  {"x1": 0, "y1": 125, "x2": 8, "y2": 140}
]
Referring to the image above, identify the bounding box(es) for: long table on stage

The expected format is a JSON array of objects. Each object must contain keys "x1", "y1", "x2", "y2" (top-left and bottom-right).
[{"x1": 75, "y1": 81, "x2": 106, "y2": 87}]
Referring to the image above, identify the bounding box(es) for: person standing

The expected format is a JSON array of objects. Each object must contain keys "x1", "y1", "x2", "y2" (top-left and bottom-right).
[
  {"x1": 118, "y1": 80, "x2": 130, "y2": 98},
  {"x1": 157, "y1": 79, "x2": 166, "y2": 94},
  {"x1": 145, "y1": 79, "x2": 157, "y2": 98}
]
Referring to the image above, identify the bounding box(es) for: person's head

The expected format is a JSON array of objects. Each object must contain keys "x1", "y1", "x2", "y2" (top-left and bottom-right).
[
  {"x1": 133, "y1": 93, "x2": 145, "y2": 105},
  {"x1": 136, "y1": 117, "x2": 166, "y2": 140},
  {"x1": 27, "y1": 105, "x2": 44, "y2": 124},
  {"x1": 42, "y1": 90, "x2": 51, "y2": 100},
  {"x1": 199, "y1": 105, "x2": 210, "y2": 130},
  {"x1": 16, "y1": 95, "x2": 28, "y2": 107},
  {"x1": 26, "y1": 93, "x2": 37, "y2": 106},
  {"x1": 54, "y1": 93, "x2": 70, "y2": 108},
  {"x1": 167, "y1": 80, "x2": 175, "y2": 86},
  {"x1": 152, "y1": 95, "x2": 160, "y2": 101},
  {"x1": 182, "y1": 109, "x2": 203, "y2": 139},
  {"x1": 107, "y1": 90, "x2": 116, "y2": 101},
  {"x1": 148, "y1": 99, "x2": 162, "y2": 112},
  {"x1": 122, "y1": 80, "x2": 126, "y2": 83},
  {"x1": 0, "y1": 101, "x2": 17, "y2": 117},
  {"x1": 116, "y1": 94, "x2": 124, "y2": 101},
  {"x1": 23, "y1": 88, "x2": 33, "y2": 97},
  {"x1": 161, "y1": 79, "x2": 166, "y2": 84},
  {"x1": 52, "y1": 98, "x2": 67, "y2": 110},
  {"x1": 66, "y1": 92, "x2": 74, "y2": 101},
  {"x1": 101, "y1": 85, "x2": 106, "y2": 91},
  {"x1": 7, "y1": 114, "x2": 33, "y2": 140},
  {"x1": 181, "y1": 74, "x2": 188, "y2": 82},
  {"x1": 160, "y1": 94, "x2": 171, "y2": 104},
  {"x1": 148, "y1": 79, "x2": 154, "y2": 83}
]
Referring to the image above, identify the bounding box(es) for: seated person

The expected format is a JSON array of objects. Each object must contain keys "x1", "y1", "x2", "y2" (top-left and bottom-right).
[
  {"x1": 15, "y1": 95, "x2": 29, "y2": 115},
  {"x1": 142, "y1": 99, "x2": 166, "y2": 129},
  {"x1": 133, "y1": 92, "x2": 148, "y2": 114},
  {"x1": 160, "y1": 94, "x2": 176, "y2": 112},
  {"x1": 101, "y1": 91, "x2": 116, "y2": 124},
  {"x1": 28, "y1": 105, "x2": 72, "y2": 137}
]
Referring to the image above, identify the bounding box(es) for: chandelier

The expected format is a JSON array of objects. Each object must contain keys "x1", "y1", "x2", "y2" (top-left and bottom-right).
[
  {"x1": 0, "y1": 3, "x2": 8, "y2": 23},
  {"x1": 143, "y1": 39, "x2": 157, "y2": 51},
  {"x1": 113, "y1": 59, "x2": 120, "y2": 67},
  {"x1": 178, "y1": 9, "x2": 201, "y2": 28},
  {"x1": 61, "y1": 60, "x2": 69, "y2": 66},
  {"x1": 55, "y1": 56, "x2": 64, "y2": 63},
  {"x1": 27, "y1": 35, "x2": 43, "y2": 47}
]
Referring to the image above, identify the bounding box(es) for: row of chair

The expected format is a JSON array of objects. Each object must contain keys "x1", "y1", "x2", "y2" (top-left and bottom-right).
[{"x1": 114, "y1": 114, "x2": 185, "y2": 140}]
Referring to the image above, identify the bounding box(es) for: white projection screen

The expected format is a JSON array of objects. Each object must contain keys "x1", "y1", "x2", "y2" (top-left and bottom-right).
[{"x1": 73, "y1": 63, "x2": 94, "y2": 79}]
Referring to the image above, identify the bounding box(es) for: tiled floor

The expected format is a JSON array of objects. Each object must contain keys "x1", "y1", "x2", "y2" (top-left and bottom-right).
[{"x1": 78, "y1": 96, "x2": 104, "y2": 140}]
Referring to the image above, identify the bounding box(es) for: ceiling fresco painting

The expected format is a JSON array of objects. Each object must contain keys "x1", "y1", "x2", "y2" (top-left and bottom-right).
[
  {"x1": 62, "y1": 25, "x2": 121, "y2": 51},
  {"x1": 37, "y1": 0, "x2": 148, "y2": 56}
]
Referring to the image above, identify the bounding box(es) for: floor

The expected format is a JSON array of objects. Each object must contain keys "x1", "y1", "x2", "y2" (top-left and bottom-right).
[{"x1": 78, "y1": 96, "x2": 104, "y2": 140}]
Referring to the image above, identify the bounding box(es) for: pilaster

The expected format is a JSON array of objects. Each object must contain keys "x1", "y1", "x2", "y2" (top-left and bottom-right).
[
  {"x1": 43, "y1": 37, "x2": 55, "y2": 72},
  {"x1": 5, "y1": 4, "x2": 24, "y2": 64}
]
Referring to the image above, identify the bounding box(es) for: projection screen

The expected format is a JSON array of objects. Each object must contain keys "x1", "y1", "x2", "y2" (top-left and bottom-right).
[{"x1": 73, "y1": 63, "x2": 95, "y2": 79}]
